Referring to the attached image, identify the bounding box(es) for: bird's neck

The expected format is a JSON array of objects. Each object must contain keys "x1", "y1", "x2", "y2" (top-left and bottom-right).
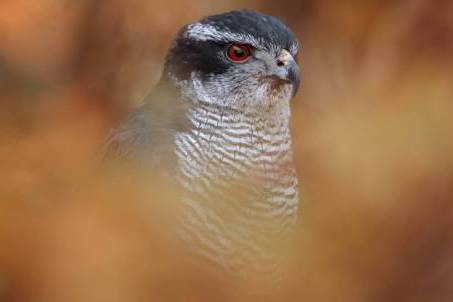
[{"x1": 187, "y1": 95, "x2": 292, "y2": 128}]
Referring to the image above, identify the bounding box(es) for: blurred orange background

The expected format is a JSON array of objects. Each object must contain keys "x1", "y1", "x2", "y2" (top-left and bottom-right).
[{"x1": 1, "y1": 1, "x2": 452, "y2": 301}]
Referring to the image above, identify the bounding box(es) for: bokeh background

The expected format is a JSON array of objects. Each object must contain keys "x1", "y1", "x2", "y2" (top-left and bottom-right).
[{"x1": 1, "y1": 0, "x2": 452, "y2": 301}]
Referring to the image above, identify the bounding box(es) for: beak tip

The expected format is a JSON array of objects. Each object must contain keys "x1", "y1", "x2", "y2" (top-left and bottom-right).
[{"x1": 288, "y1": 63, "x2": 300, "y2": 96}]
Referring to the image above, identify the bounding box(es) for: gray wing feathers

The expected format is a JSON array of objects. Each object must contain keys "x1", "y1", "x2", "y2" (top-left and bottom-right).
[
  {"x1": 98, "y1": 83, "x2": 187, "y2": 169},
  {"x1": 98, "y1": 104, "x2": 175, "y2": 168},
  {"x1": 99, "y1": 127, "x2": 154, "y2": 161}
]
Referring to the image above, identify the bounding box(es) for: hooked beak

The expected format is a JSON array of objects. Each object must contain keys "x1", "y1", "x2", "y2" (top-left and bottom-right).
[{"x1": 274, "y1": 49, "x2": 300, "y2": 96}]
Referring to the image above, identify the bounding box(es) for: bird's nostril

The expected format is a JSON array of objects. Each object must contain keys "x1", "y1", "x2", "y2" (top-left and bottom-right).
[{"x1": 276, "y1": 60, "x2": 285, "y2": 67}]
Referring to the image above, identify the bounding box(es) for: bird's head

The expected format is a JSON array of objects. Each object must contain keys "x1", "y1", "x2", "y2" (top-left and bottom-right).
[{"x1": 163, "y1": 10, "x2": 300, "y2": 113}]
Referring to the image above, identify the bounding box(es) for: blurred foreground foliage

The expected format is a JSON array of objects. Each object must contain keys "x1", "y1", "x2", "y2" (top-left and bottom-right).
[{"x1": 1, "y1": 0, "x2": 453, "y2": 301}]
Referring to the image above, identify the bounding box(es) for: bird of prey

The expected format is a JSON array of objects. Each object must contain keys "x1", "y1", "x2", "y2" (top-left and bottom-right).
[{"x1": 101, "y1": 9, "x2": 300, "y2": 277}]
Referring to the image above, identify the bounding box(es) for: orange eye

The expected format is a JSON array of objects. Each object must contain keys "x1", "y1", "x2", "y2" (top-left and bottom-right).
[{"x1": 226, "y1": 44, "x2": 252, "y2": 62}]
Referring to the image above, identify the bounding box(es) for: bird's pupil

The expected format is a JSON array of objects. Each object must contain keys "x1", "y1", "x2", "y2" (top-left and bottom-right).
[{"x1": 234, "y1": 47, "x2": 244, "y2": 57}]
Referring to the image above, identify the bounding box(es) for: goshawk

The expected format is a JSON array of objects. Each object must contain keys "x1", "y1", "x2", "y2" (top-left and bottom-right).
[{"x1": 101, "y1": 9, "x2": 300, "y2": 276}]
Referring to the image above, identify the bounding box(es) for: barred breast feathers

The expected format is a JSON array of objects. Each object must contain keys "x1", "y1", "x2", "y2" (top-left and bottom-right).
[{"x1": 174, "y1": 82, "x2": 299, "y2": 272}]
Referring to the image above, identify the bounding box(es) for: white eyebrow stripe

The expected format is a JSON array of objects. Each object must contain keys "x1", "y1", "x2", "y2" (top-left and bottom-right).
[
  {"x1": 185, "y1": 22, "x2": 299, "y2": 56},
  {"x1": 185, "y1": 23, "x2": 263, "y2": 48}
]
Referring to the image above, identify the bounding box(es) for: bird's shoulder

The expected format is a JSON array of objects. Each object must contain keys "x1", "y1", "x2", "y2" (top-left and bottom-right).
[
  {"x1": 99, "y1": 106, "x2": 165, "y2": 162},
  {"x1": 99, "y1": 81, "x2": 189, "y2": 166}
]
